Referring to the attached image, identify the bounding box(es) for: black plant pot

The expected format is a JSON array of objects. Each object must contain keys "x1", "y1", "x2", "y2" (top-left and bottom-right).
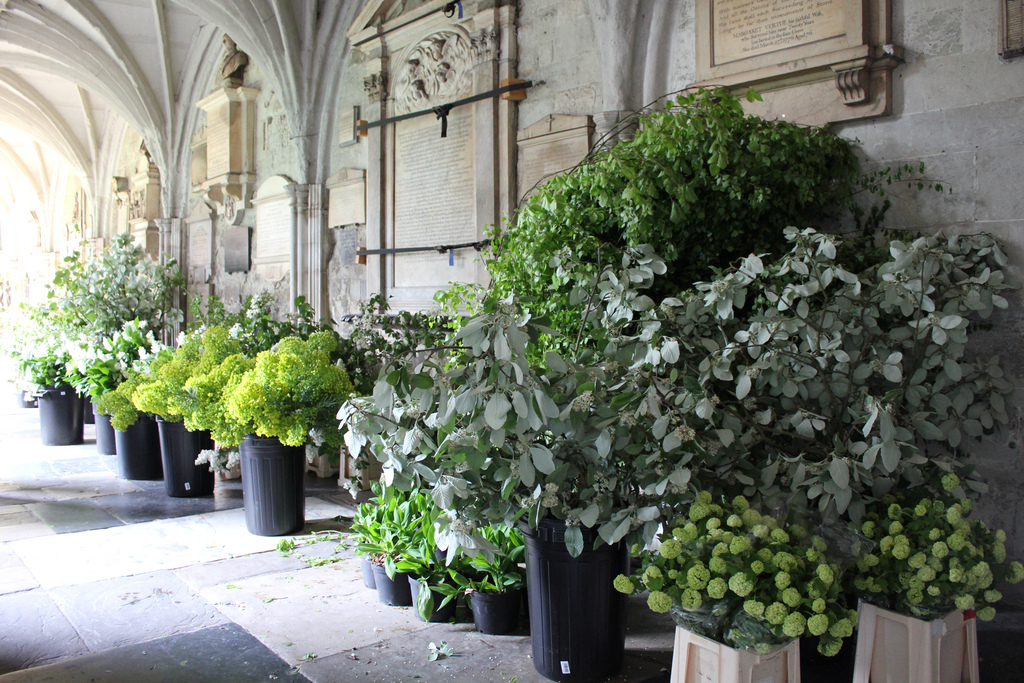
[
  {"x1": 408, "y1": 577, "x2": 458, "y2": 623},
  {"x1": 114, "y1": 414, "x2": 164, "y2": 480},
  {"x1": 81, "y1": 394, "x2": 95, "y2": 425},
  {"x1": 94, "y1": 412, "x2": 117, "y2": 455},
  {"x1": 38, "y1": 384, "x2": 84, "y2": 446},
  {"x1": 156, "y1": 418, "x2": 215, "y2": 498},
  {"x1": 522, "y1": 519, "x2": 629, "y2": 683},
  {"x1": 471, "y1": 588, "x2": 524, "y2": 635},
  {"x1": 239, "y1": 434, "x2": 305, "y2": 536},
  {"x1": 371, "y1": 564, "x2": 412, "y2": 606},
  {"x1": 360, "y1": 557, "x2": 377, "y2": 590}
]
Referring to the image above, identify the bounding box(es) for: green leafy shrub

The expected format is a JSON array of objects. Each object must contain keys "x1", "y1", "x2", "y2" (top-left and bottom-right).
[
  {"x1": 487, "y1": 87, "x2": 858, "y2": 353},
  {"x1": 95, "y1": 370, "x2": 151, "y2": 430}
]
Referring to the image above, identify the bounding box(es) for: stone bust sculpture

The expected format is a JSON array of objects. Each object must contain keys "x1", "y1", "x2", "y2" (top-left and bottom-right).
[{"x1": 220, "y1": 35, "x2": 249, "y2": 87}]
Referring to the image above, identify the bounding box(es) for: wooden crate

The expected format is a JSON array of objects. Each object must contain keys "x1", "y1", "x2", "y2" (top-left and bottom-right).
[
  {"x1": 670, "y1": 626, "x2": 800, "y2": 683},
  {"x1": 851, "y1": 602, "x2": 979, "y2": 683}
]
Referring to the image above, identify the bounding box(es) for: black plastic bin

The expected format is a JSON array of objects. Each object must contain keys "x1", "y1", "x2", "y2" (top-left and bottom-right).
[
  {"x1": 471, "y1": 588, "x2": 524, "y2": 635},
  {"x1": 114, "y1": 414, "x2": 164, "y2": 480},
  {"x1": 239, "y1": 434, "x2": 305, "y2": 536},
  {"x1": 521, "y1": 519, "x2": 629, "y2": 682},
  {"x1": 156, "y1": 418, "x2": 215, "y2": 497},
  {"x1": 38, "y1": 385, "x2": 84, "y2": 446},
  {"x1": 94, "y1": 412, "x2": 117, "y2": 455}
]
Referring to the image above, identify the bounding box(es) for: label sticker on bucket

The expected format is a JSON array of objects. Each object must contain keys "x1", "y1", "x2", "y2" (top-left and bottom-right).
[
  {"x1": 560, "y1": 661, "x2": 570, "y2": 674},
  {"x1": 184, "y1": 482, "x2": 191, "y2": 491}
]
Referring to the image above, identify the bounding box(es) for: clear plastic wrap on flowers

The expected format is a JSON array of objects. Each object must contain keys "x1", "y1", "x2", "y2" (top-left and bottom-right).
[
  {"x1": 669, "y1": 599, "x2": 733, "y2": 640},
  {"x1": 724, "y1": 611, "x2": 787, "y2": 653},
  {"x1": 817, "y1": 519, "x2": 875, "y2": 571}
]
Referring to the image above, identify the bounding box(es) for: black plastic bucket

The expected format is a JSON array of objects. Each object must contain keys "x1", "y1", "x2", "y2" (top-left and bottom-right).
[
  {"x1": 361, "y1": 557, "x2": 377, "y2": 589},
  {"x1": 471, "y1": 588, "x2": 524, "y2": 635},
  {"x1": 94, "y1": 412, "x2": 117, "y2": 455},
  {"x1": 81, "y1": 394, "x2": 95, "y2": 425},
  {"x1": 114, "y1": 414, "x2": 163, "y2": 480},
  {"x1": 38, "y1": 385, "x2": 84, "y2": 446},
  {"x1": 239, "y1": 434, "x2": 305, "y2": 536},
  {"x1": 156, "y1": 418, "x2": 215, "y2": 498},
  {"x1": 521, "y1": 519, "x2": 629, "y2": 682},
  {"x1": 371, "y1": 564, "x2": 412, "y2": 606},
  {"x1": 408, "y1": 577, "x2": 458, "y2": 622}
]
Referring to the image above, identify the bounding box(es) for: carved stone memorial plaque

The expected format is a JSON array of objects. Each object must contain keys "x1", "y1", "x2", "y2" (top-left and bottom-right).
[
  {"x1": 224, "y1": 227, "x2": 250, "y2": 274},
  {"x1": 252, "y1": 176, "x2": 291, "y2": 265},
  {"x1": 517, "y1": 114, "x2": 594, "y2": 200}
]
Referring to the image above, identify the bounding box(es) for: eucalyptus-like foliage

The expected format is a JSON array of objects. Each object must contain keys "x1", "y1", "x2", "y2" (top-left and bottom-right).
[{"x1": 341, "y1": 229, "x2": 1014, "y2": 557}]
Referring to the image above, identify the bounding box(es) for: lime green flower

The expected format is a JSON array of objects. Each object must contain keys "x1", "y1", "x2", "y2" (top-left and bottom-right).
[
  {"x1": 977, "y1": 606, "x2": 996, "y2": 621},
  {"x1": 907, "y1": 587, "x2": 923, "y2": 605},
  {"x1": 770, "y1": 528, "x2": 790, "y2": 543},
  {"x1": 743, "y1": 599, "x2": 765, "y2": 617},
  {"x1": 676, "y1": 523, "x2": 699, "y2": 543},
  {"x1": 709, "y1": 557, "x2": 727, "y2": 574},
  {"x1": 667, "y1": 569, "x2": 679, "y2": 580},
  {"x1": 941, "y1": 473, "x2": 960, "y2": 491},
  {"x1": 729, "y1": 573, "x2": 754, "y2": 597},
  {"x1": 750, "y1": 560, "x2": 765, "y2": 575},
  {"x1": 681, "y1": 588, "x2": 703, "y2": 611},
  {"x1": 613, "y1": 575, "x2": 635, "y2": 594},
  {"x1": 829, "y1": 618, "x2": 853, "y2": 638},
  {"x1": 757, "y1": 548, "x2": 774, "y2": 563},
  {"x1": 908, "y1": 552, "x2": 927, "y2": 569},
  {"x1": 889, "y1": 521, "x2": 904, "y2": 534},
  {"x1": 765, "y1": 602, "x2": 788, "y2": 625},
  {"x1": 647, "y1": 591, "x2": 672, "y2": 613},
  {"x1": 914, "y1": 502, "x2": 929, "y2": 517},
  {"x1": 712, "y1": 542, "x2": 729, "y2": 557},
  {"x1": 781, "y1": 587, "x2": 801, "y2": 607},
  {"x1": 782, "y1": 613, "x2": 807, "y2": 638},
  {"x1": 752, "y1": 524, "x2": 769, "y2": 539},
  {"x1": 732, "y1": 495, "x2": 750, "y2": 511},
  {"x1": 689, "y1": 503, "x2": 711, "y2": 521},
  {"x1": 995, "y1": 529, "x2": 1006, "y2": 543},
  {"x1": 730, "y1": 536, "x2": 751, "y2": 555},
  {"x1": 928, "y1": 528, "x2": 942, "y2": 541},
  {"x1": 807, "y1": 614, "x2": 829, "y2": 636},
  {"x1": 993, "y1": 542, "x2": 1007, "y2": 563},
  {"x1": 742, "y1": 509, "x2": 762, "y2": 527},
  {"x1": 984, "y1": 589, "x2": 1002, "y2": 604},
  {"x1": 1008, "y1": 561, "x2": 1024, "y2": 583},
  {"x1": 659, "y1": 539, "x2": 682, "y2": 560},
  {"x1": 775, "y1": 572, "x2": 791, "y2": 589},
  {"x1": 697, "y1": 490, "x2": 713, "y2": 504},
  {"x1": 888, "y1": 503, "x2": 902, "y2": 520},
  {"x1": 816, "y1": 564, "x2": 835, "y2": 586},
  {"x1": 772, "y1": 552, "x2": 797, "y2": 572},
  {"x1": 927, "y1": 585, "x2": 941, "y2": 597},
  {"x1": 727, "y1": 514, "x2": 744, "y2": 528},
  {"x1": 818, "y1": 638, "x2": 842, "y2": 657},
  {"x1": 707, "y1": 578, "x2": 728, "y2": 599},
  {"x1": 706, "y1": 517, "x2": 721, "y2": 530},
  {"x1": 687, "y1": 563, "x2": 711, "y2": 590},
  {"x1": 642, "y1": 566, "x2": 664, "y2": 590},
  {"x1": 861, "y1": 521, "x2": 876, "y2": 536},
  {"x1": 879, "y1": 536, "x2": 894, "y2": 553},
  {"x1": 932, "y1": 541, "x2": 949, "y2": 559},
  {"x1": 812, "y1": 598, "x2": 826, "y2": 613},
  {"x1": 917, "y1": 566, "x2": 936, "y2": 582},
  {"x1": 946, "y1": 506, "x2": 963, "y2": 526},
  {"x1": 955, "y1": 595, "x2": 975, "y2": 610},
  {"x1": 947, "y1": 532, "x2": 966, "y2": 552}
]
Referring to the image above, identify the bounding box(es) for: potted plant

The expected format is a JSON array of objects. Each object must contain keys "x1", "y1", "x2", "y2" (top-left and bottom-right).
[
  {"x1": 350, "y1": 486, "x2": 424, "y2": 606},
  {"x1": 460, "y1": 524, "x2": 527, "y2": 635},
  {"x1": 614, "y1": 493, "x2": 856, "y2": 681},
  {"x1": 72, "y1": 319, "x2": 164, "y2": 455},
  {"x1": 849, "y1": 483, "x2": 1024, "y2": 681},
  {"x1": 222, "y1": 331, "x2": 356, "y2": 536},
  {"x1": 95, "y1": 369, "x2": 163, "y2": 480}
]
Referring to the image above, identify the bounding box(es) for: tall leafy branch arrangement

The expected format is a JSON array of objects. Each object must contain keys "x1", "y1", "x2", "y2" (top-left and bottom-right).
[{"x1": 342, "y1": 229, "x2": 1014, "y2": 557}]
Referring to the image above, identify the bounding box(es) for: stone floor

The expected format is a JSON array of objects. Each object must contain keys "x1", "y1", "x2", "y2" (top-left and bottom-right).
[{"x1": 0, "y1": 401, "x2": 1022, "y2": 683}]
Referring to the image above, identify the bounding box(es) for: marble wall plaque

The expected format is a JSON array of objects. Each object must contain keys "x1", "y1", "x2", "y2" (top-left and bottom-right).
[
  {"x1": 392, "y1": 111, "x2": 476, "y2": 288},
  {"x1": 328, "y1": 180, "x2": 366, "y2": 227},
  {"x1": 712, "y1": 0, "x2": 845, "y2": 65},
  {"x1": 206, "y1": 103, "x2": 231, "y2": 178},
  {"x1": 224, "y1": 227, "x2": 250, "y2": 273},
  {"x1": 518, "y1": 114, "x2": 594, "y2": 199},
  {"x1": 254, "y1": 197, "x2": 291, "y2": 262}
]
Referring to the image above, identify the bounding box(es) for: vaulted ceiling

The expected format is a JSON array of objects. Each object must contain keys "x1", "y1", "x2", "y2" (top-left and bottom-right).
[{"x1": 0, "y1": 0, "x2": 361, "y2": 242}]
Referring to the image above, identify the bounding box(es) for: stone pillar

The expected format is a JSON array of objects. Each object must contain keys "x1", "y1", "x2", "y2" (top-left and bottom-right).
[
  {"x1": 286, "y1": 183, "x2": 309, "y2": 312},
  {"x1": 306, "y1": 183, "x2": 326, "y2": 319},
  {"x1": 593, "y1": 110, "x2": 639, "y2": 148}
]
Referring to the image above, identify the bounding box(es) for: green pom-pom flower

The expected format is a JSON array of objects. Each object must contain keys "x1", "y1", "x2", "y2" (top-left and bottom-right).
[
  {"x1": 812, "y1": 598, "x2": 826, "y2": 613},
  {"x1": 681, "y1": 588, "x2": 703, "y2": 611},
  {"x1": 709, "y1": 557, "x2": 727, "y2": 574},
  {"x1": 932, "y1": 541, "x2": 949, "y2": 559},
  {"x1": 955, "y1": 595, "x2": 975, "y2": 610},
  {"x1": 807, "y1": 614, "x2": 829, "y2": 636},
  {"x1": 782, "y1": 613, "x2": 807, "y2": 638},
  {"x1": 642, "y1": 566, "x2": 664, "y2": 590},
  {"x1": 829, "y1": 618, "x2": 853, "y2": 638},
  {"x1": 765, "y1": 602, "x2": 788, "y2": 625},
  {"x1": 727, "y1": 514, "x2": 744, "y2": 528},
  {"x1": 687, "y1": 563, "x2": 711, "y2": 590},
  {"x1": 781, "y1": 587, "x2": 802, "y2": 607},
  {"x1": 732, "y1": 495, "x2": 750, "y2": 512},
  {"x1": 775, "y1": 571, "x2": 791, "y2": 589},
  {"x1": 689, "y1": 503, "x2": 711, "y2": 521},
  {"x1": 613, "y1": 575, "x2": 635, "y2": 594},
  {"x1": 946, "y1": 506, "x2": 963, "y2": 526},
  {"x1": 1007, "y1": 561, "x2": 1024, "y2": 583},
  {"x1": 770, "y1": 528, "x2": 790, "y2": 543},
  {"x1": 706, "y1": 517, "x2": 722, "y2": 530},
  {"x1": 750, "y1": 560, "x2": 765, "y2": 575},
  {"x1": 659, "y1": 539, "x2": 682, "y2": 560},
  {"x1": 977, "y1": 606, "x2": 996, "y2": 621},
  {"x1": 889, "y1": 521, "x2": 904, "y2": 534},
  {"x1": 861, "y1": 521, "x2": 876, "y2": 536},
  {"x1": 984, "y1": 589, "x2": 1002, "y2": 604},
  {"x1": 647, "y1": 591, "x2": 672, "y2": 613},
  {"x1": 730, "y1": 536, "x2": 751, "y2": 555},
  {"x1": 888, "y1": 503, "x2": 902, "y2": 520},
  {"x1": 818, "y1": 638, "x2": 842, "y2": 657},
  {"x1": 729, "y1": 573, "x2": 754, "y2": 597},
  {"x1": 942, "y1": 473, "x2": 960, "y2": 491},
  {"x1": 707, "y1": 578, "x2": 728, "y2": 599},
  {"x1": 816, "y1": 564, "x2": 835, "y2": 585},
  {"x1": 743, "y1": 599, "x2": 765, "y2": 617},
  {"x1": 908, "y1": 552, "x2": 927, "y2": 569}
]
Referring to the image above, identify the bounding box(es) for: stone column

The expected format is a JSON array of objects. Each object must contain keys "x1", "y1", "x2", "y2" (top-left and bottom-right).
[
  {"x1": 306, "y1": 183, "x2": 326, "y2": 319},
  {"x1": 593, "y1": 110, "x2": 639, "y2": 148},
  {"x1": 286, "y1": 183, "x2": 310, "y2": 312}
]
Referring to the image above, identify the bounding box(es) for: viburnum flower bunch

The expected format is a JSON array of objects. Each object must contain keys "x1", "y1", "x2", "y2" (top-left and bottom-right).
[
  {"x1": 853, "y1": 476, "x2": 1024, "y2": 620},
  {"x1": 614, "y1": 493, "x2": 857, "y2": 656}
]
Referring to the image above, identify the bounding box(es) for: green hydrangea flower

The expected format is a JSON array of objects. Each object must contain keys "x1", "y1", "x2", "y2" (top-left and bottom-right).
[
  {"x1": 750, "y1": 560, "x2": 765, "y2": 575},
  {"x1": 817, "y1": 564, "x2": 835, "y2": 585},
  {"x1": 996, "y1": 529, "x2": 1006, "y2": 543},
  {"x1": 681, "y1": 588, "x2": 703, "y2": 611},
  {"x1": 993, "y1": 542, "x2": 1007, "y2": 563},
  {"x1": 946, "y1": 506, "x2": 963, "y2": 526},
  {"x1": 955, "y1": 595, "x2": 975, "y2": 610},
  {"x1": 781, "y1": 587, "x2": 801, "y2": 607},
  {"x1": 697, "y1": 490, "x2": 713, "y2": 504},
  {"x1": 1008, "y1": 561, "x2": 1024, "y2": 583},
  {"x1": 775, "y1": 572, "x2": 791, "y2": 589},
  {"x1": 752, "y1": 524, "x2": 769, "y2": 539},
  {"x1": 812, "y1": 598, "x2": 826, "y2": 613},
  {"x1": 730, "y1": 536, "x2": 751, "y2": 555},
  {"x1": 732, "y1": 495, "x2": 750, "y2": 512},
  {"x1": 613, "y1": 575, "x2": 635, "y2": 594},
  {"x1": 928, "y1": 585, "x2": 941, "y2": 597},
  {"x1": 742, "y1": 509, "x2": 762, "y2": 527},
  {"x1": 929, "y1": 528, "x2": 942, "y2": 541},
  {"x1": 659, "y1": 539, "x2": 682, "y2": 560},
  {"x1": 861, "y1": 521, "x2": 876, "y2": 537},
  {"x1": 807, "y1": 614, "x2": 829, "y2": 636},
  {"x1": 879, "y1": 536, "x2": 895, "y2": 553},
  {"x1": 917, "y1": 566, "x2": 937, "y2": 582},
  {"x1": 712, "y1": 542, "x2": 729, "y2": 557},
  {"x1": 908, "y1": 552, "x2": 927, "y2": 569},
  {"x1": 977, "y1": 606, "x2": 996, "y2": 621},
  {"x1": 743, "y1": 599, "x2": 765, "y2": 617},
  {"x1": 707, "y1": 578, "x2": 728, "y2": 599},
  {"x1": 729, "y1": 573, "x2": 754, "y2": 597},
  {"x1": 782, "y1": 613, "x2": 807, "y2": 638},
  {"x1": 706, "y1": 517, "x2": 722, "y2": 530},
  {"x1": 765, "y1": 602, "x2": 788, "y2": 625},
  {"x1": 689, "y1": 503, "x2": 711, "y2": 521},
  {"x1": 907, "y1": 587, "x2": 923, "y2": 605},
  {"x1": 727, "y1": 514, "x2": 744, "y2": 528},
  {"x1": 757, "y1": 548, "x2": 774, "y2": 563},
  {"x1": 773, "y1": 552, "x2": 797, "y2": 572},
  {"x1": 942, "y1": 473, "x2": 960, "y2": 491},
  {"x1": 676, "y1": 523, "x2": 699, "y2": 543},
  {"x1": 889, "y1": 521, "x2": 904, "y2": 534},
  {"x1": 668, "y1": 569, "x2": 679, "y2": 580},
  {"x1": 892, "y1": 541, "x2": 911, "y2": 560},
  {"x1": 914, "y1": 502, "x2": 929, "y2": 517},
  {"x1": 984, "y1": 589, "x2": 1002, "y2": 604},
  {"x1": 888, "y1": 503, "x2": 902, "y2": 520},
  {"x1": 643, "y1": 566, "x2": 664, "y2": 590},
  {"x1": 829, "y1": 618, "x2": 853, "y2": 638},
  {"x1": 709, "y1": 557, "x2": 727, "y2": 574},
  {"x1": 687, "y1": 563, "x2": 711, "y2": 590},
  {"x1": 947, "y1": 533, "x2": 966, "y2": 551},
  {"x1": 818, "y1": 637, "x2": 842, "y2": 657},
  {"x1": 647, "y1": 591, "x2": 672, "y2": 613},
  {"x1": 932, "y1": 541, "x2": 949, "y2": 559},
  {"x1": 770, "y1": 528, "x2": 790, "y2": 543}
]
